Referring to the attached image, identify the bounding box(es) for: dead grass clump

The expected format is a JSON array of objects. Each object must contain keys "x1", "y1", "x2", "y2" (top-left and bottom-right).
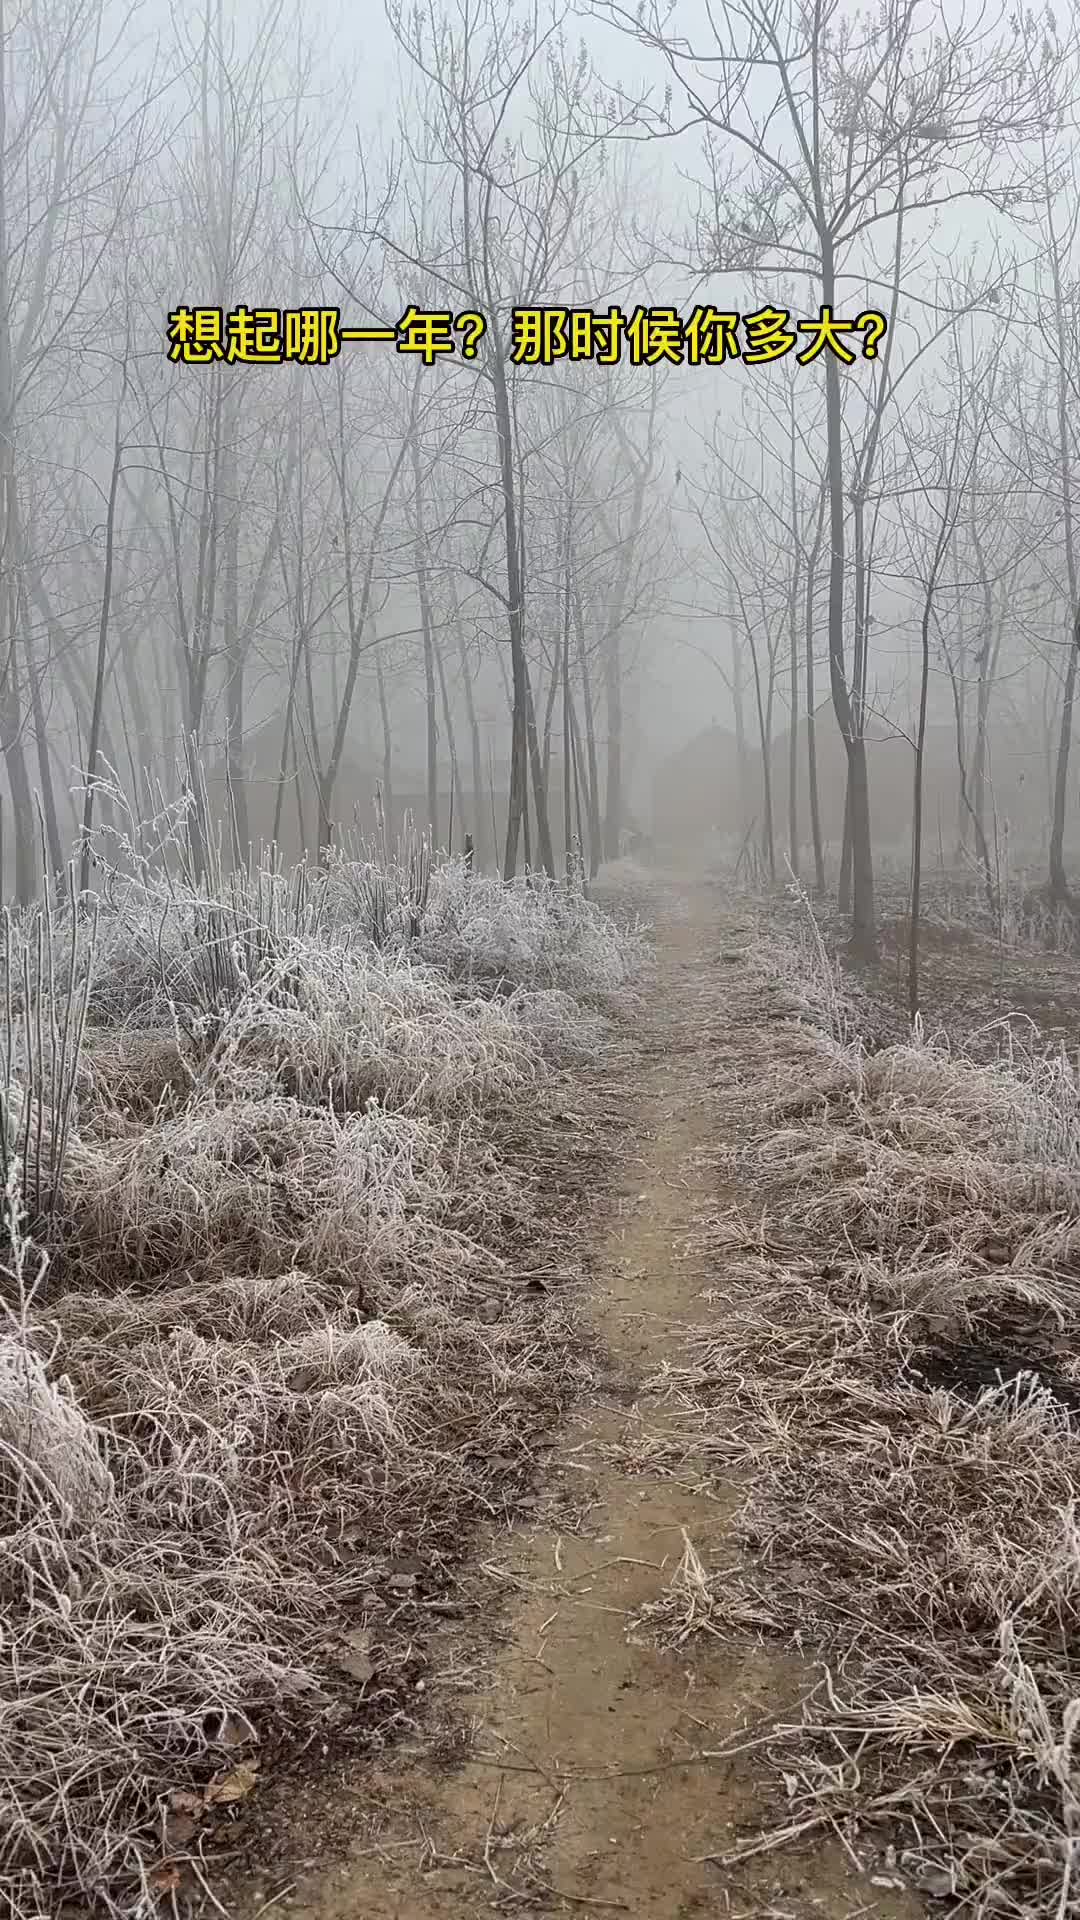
[
  {"x1": 417, "y1": 865, "x2": 650, "y2": 998},
  {"x1": 748, "y1": 878, "x2": 867, "y2": 1046},
  {"x1": 81, "y1": 1027, "x2": 193, "y2": 1124},
  {"x1": 756, "y1": 1032, "x2": 1080, "y2": 1268},
  {"x1": 60, "y1": 1312, "x2": 424, "y2": 1527},
  {"x1": 324, "y1": 841, "x2": 652, "y2": 998},
  {"x1": 507, "y1": 986, "x2": 611, "y2": 1063},
  {"x1": 54, "y1": 1267, "x2": 347, "y2": 1345},
  {"x1": 4, "y1": 1216, "x2": 585, "y2": 1916},
  {"x1": 642, "y1": 935, "x2": 1080, "y2": 1920},
  {"x1": 0, "y1": 1326, "x2": 114, "y2": 1527},
  {"x1": 0, "y1": 879, "x2": 96, "y2": 1243},
  {"x1": 85, "y1": 790, "x2": 330, "y2": 1033},
  {"x1": 1, "y1": 1503, "x2": 332, "y2": 1916},
  {"x1": 197, "y1": 940, "x2": 538, "y2": 1116},
  {"x1": 2, "y1": 806, "x2": 640, "y2": 1917},
  {"x1": 60, "y1": 1097, "x2": 475, "y2": 1303},
  {"x1": 857, "y1": 1039, "x2": 1080, "y2": 1165}
]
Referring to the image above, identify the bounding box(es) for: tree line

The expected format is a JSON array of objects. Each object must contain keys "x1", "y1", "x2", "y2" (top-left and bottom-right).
[{"x1": 4, "y1": 0, "x2": 1080, "y2": 1010}]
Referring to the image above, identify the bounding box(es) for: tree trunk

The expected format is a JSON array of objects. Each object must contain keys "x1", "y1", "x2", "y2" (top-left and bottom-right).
[
  {"x1": 603, "y1": 620, "x2": 623, "y2": 860},
  {"x1": 572, "y1": 585, "x2": 603, "y2": 875},
  {"x1": 561, "y1": 512, "x2": 573, "y2": 873},
  {"x1": 1049, "y1": 608, "x2": 1080, "y2": 904},
  {"x1": 729, "y1": 591, "x2": 749, "y2": 833},
  {"x1": 376, "y1": 640, "x2": 395, "y2": 847},
  {"x1": 823, "y1": 236, "x2": 874, "y2": 955},
  {"x1": 410, "y1": 434, "x2": 439, "y2": 844},
  {"x1": 455, "y1": 611, "x2": 486, "y2": 869},
  {"x1": 493, "y1": 352, "x2": 528, "y2": 876},
  {"x1": 909, "y1": 587, "x2": 932, "y2": 1021},
  {"x1": 79, "y1": 401, "x2": 124, "y2": 895},
  {"x1": 568, "y1": 683, "x2": 586, "y2": 876},
  {"x1": 804, "y1": 496, "x2": 826, "y2": 896},
  {"x1": 787, "y1": 401, "x2": 800, "y2": 875},
  {"x1": 0, "y1": 649, "x2": 35, "y2": 904},
  {"x1": 433, "y1": 623, "x2": 462, "y2": 853},
  {"x1": 1044, "y1": 143, "x2": 1078, "y2": 907},
  {"x1": 845, "y1": 738, "x2": 873, "y2": 942},
  {"x1": 542, "y1": 642, "x2": 561, "y2": 787},
  {"x1": 838, "y1": 774, "x2": 853, "y2": 916},
  {"x1": 317, "y1": 395, "x2": 410, "y2": 858},
  {"x1": 222, "y1": 458, "x2": 250, "y2": 864},
  {"x1": 9, "y1": 505, "x2": 62, "y2": 875},
  {"x1": 492, "y1": 344, "x2": 553, "y2": 877},
  {"x1": 745, "y1": 613, "x2": 775, "y2": 881},
  {"x1": 971, "y1": 516, "x2": 995, "y2": 849},
  {"x1": 28, "y1": 634, "x2": 62, "y2": 878}
]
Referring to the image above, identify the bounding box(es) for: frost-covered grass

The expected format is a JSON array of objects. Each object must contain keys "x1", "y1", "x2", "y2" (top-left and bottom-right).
[
  {"x1": 415, "y1": 860, "x2": 650, "y2": 996},
  {"x1": 193, "y1": 940, "x2": 540, "y2": 1116},
  {"x1": 0, "y1": 810, "x2": 646, "y2": 1919},
  {"x1": 641, "y1": 925, "x2": 1080, "y2": 1920}
]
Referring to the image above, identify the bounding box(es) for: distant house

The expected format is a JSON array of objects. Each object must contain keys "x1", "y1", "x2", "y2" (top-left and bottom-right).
[
  {"x1": 652, "y1": 702, "x2": 1054, "y2": 862},
  {"x1": 651, "y1": 725, "x2": 749, "y2": 851},
  {"x1": 204, "y1": 718, "x2": 560, "y2": 869}
]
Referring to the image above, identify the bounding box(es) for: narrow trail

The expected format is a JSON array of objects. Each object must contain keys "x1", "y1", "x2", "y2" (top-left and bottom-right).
[{"x1": 238, "y1": 892, "x2": 920, "y2": 1920}]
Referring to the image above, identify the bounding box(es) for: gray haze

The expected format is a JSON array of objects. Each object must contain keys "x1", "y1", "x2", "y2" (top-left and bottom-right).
[{"x1": 2, "y1": 0, "x2": 1074, "y2": 934}]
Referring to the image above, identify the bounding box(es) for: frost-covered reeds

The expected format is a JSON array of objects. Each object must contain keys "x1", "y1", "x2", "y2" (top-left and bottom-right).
[
  {"x1": 642, "y1": 931, "x2": 1080, "y2": 1920},
  {"x1": 0, "y1": 782, "x2": 645, "y2": 1918}
]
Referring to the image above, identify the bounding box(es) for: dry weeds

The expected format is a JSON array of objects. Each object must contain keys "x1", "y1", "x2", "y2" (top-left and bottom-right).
[
  {"x1": 639, "y1": 929, "x2": 1080, "y2": 1920},
  {"x1": 0, "y1": 831, "x2": 647, "y2": 1919}
]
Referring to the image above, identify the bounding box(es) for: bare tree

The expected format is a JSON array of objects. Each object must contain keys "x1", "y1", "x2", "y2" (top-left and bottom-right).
[{"x1": 596, "y1": 0, "x2": 1047, "y2": 955}]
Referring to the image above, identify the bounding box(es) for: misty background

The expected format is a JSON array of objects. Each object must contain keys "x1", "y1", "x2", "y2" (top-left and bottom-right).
[{"x1": 1, "y1": 0, "x2": 1074, "y2": 964}]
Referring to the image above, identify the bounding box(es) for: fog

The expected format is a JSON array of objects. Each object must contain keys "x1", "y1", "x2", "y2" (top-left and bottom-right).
[
  {"x1": 11, "y1": 8, "x2": 1080, "y2": 1906},
  {"x1": 3, "y1": 0, "x2": 1075, "y2": 951}
]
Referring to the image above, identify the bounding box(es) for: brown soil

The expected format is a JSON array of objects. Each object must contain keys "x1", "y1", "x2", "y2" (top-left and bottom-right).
[
  {"x1": 870, "y1": 914, "x2": 1080, "y2": 1054},
  {"x1": 816, "y1": 877, "x2": 1080, "y2": 1056},
  {"x1": 225, "y1": 895, "x2": 923, "y2": 1920}
]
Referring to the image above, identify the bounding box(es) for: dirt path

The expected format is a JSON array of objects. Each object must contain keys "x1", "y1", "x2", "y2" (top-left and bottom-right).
[{"x1": 236, "y1": 894, "x2": 920, "y2": 1920}]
